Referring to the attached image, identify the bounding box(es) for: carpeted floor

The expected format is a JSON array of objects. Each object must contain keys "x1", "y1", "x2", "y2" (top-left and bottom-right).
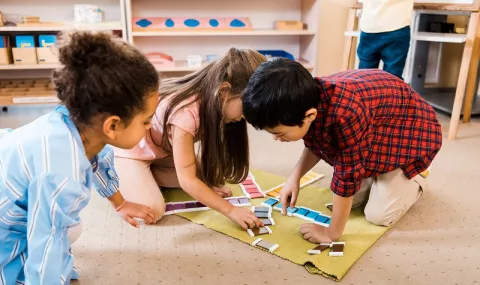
[{"x1": 1, "y1": 105, "x2": 480, "y2": 284}]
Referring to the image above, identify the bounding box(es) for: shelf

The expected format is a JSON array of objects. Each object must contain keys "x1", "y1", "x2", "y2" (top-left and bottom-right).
[
  {"x1": 132, "y1": 29, "x2": 316, "y2": 37},
  {"x1": 0, "y1": 21, "x2": 124, "y2": 32},
  {"x1": 156, "y1": 59, "x2": 313, "y2": 73},
  {"x1": 422, "y1": 88, "x2": 480, "y2": 116},
  {"x1": 413, "y1": 32, "x2": 467, "y2": 43},
  {"x1": 344, "y1": 31, "x2": 360, "y2": 37},
  {"x1": 0, "y1": 64, "x2": 60, "y2": 70}
]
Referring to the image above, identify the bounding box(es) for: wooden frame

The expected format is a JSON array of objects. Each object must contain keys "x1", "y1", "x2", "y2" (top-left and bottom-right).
[{"x1": 344, "y1": 1, "x2": 480, "y2": 140}]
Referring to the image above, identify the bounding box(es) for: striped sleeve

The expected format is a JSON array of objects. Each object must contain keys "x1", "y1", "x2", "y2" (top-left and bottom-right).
[
  {"x1": 25, "y1": 173, "x2": 88, "y2": 285},
  {"x1": 92, "y1": 145, "x2": 119, "y2": 198}
]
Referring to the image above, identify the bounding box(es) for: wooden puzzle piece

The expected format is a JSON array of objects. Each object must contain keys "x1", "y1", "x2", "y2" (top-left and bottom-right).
[
  {"x1": 254, "y1": 211, "x2": 270, "y2": 219},
  {"x1": 261, "y1": 197, "x2": 279, "y2": 207},
  {"x1": 313, "y1": 214, "x2": 331, "y2": 227},
  {"x1": 165, "y1": 196, "x2": 251, "y2": 215},
  {"x1": 239, "y1": 173, "x2": 266, "y2": 199},
  {"x1": 247, "y1": 226, "x2": 272, "y2": 237},
  {"x1": 307, "y1": 243, "x2": 332, "y2": 255},
  {"x1": 329, "y1": 242, "x2": 346, "y2": 257},
  {"x1": 164, "y1": 203, "x2": 175, "y2": 215},
  {"x1": 264, "y1": 171, "x2": 324, "y2": 198},
  {"x1": 252, "y1": 238, "x2": 279, "y2": 253},
  {"x1": 252, "y1": 206, "x2": 273, "y2": 219},
  {"x1": 292, "y1": 207, "x2": 310, "y2": 218},
  {"x1": 326, "y1": 203, "x2": 333, "y2": 211},
  {"x1": 226, "y1": 196, "x2": 251, "y2": 207},
  {"x1": 260, "y1": 218, "x2": 275, "y2": 226},
  {"x1": 305, "y1": 210, "x2": 320, "y2": 221},
  {"x1": 286, "y1": 206, "x2": 298, "y2": 216},
  {"x1": 272, "y1": 202, "x2": 284, "y2": 214}
]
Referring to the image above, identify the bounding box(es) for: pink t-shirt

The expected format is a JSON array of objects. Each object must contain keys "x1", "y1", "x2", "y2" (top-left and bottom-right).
[{"x1": 114, "y1": 96, "x2": 200, "y2": 160}]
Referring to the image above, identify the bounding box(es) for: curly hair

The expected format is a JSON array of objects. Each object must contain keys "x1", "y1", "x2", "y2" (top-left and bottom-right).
[{"x1": 52, "y1": 31, "x2": 159, "y2": 127}]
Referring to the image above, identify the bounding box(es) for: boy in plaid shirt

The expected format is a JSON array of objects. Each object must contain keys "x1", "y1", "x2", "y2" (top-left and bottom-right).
[{"x1": 242, "y1": 58, "x2": 442, "y2": 243}]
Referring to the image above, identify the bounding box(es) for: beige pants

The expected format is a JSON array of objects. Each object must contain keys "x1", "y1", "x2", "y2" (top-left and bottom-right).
[
  {"x1": 351, "y1": 168, "x2": 428, "y2": 226},
  {"x1": 114, "y1": 157, "x2": 179, "y2": 221}
]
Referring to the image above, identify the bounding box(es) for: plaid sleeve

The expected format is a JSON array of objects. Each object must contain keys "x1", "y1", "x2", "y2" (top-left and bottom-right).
[{"x1": 330, "y1": 88, "x2": 369, "y2": 197}]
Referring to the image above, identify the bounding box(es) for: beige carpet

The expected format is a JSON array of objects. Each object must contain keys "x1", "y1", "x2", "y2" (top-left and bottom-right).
[{"x1": 2, "y1": 105, "x2": 480, "y2": 284}]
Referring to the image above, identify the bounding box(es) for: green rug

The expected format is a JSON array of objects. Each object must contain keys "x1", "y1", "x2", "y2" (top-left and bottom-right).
[{"x1": 162, "y1": 170, "x2": 390, "y2": 281}]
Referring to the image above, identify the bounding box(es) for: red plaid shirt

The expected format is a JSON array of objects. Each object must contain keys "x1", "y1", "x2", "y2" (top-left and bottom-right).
[{"x1": 303, "y1": 69, "x2": 442, "y2": 197}]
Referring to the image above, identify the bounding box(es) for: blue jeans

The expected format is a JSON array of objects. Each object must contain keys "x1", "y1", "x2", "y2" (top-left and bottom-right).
[{"x1": 357, "y1": 26, "x2": 411, "y2": 80}]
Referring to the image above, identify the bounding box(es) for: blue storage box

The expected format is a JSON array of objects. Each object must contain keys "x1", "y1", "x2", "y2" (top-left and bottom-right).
[
  {"x1": 257, "y1": 50, "x2": 294, "y2": 61},
  {"x1": 38, "y1": 35, "x2": 57, "y2": 47},
  {"x1": 15, "y1": 35, "x2": 35, "y2": 48}
]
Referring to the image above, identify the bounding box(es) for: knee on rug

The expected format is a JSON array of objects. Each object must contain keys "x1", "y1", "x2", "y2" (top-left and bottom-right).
[{"x1": 364, "y1": 206, "x2": 403, "y2": 227}]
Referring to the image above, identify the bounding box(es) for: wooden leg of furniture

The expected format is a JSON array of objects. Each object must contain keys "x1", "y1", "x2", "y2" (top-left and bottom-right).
[
  {"x1": 463, "y1": 12, "x2": 480, "y2": 123},
  {"x1": 341, "y1": 8, "x2": 358, "y2": 71},
  {"x1": 448, "y1": 12, "x2": 479, "y2": 140}
]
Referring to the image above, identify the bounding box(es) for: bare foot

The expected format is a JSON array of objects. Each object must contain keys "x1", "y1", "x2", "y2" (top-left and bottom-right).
[{"x1": 213, "y1": 186, "x2": 232, "y2": 198}]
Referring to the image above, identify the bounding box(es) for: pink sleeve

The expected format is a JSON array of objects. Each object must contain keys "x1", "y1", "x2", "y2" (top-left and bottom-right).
[{"x1": 167, "y1": 104, "x2": 199, "y2": 139}]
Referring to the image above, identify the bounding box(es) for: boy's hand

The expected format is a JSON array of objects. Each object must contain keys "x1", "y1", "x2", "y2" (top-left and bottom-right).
[
  {"x1": 280, "y1": 176, "x2": 300, "y2": 215},
  {"x1": 300, "y1": 223, "x2": 333, "y2": 244},
  {"x1": 116, "y1": 200, "x2": 156, "y2": 228},
  {"x1": 226, "y1": 207, "x2": 264, "y2": 230}
]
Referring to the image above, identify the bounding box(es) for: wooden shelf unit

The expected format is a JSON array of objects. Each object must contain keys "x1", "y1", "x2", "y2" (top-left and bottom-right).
[
  {"x1": 0, "y1": 0, "x2": 127, "y2": 107},
  {"x1": 342, "y1": 0, "x2": 480, "y2": 140},
  {"x1": 125, "y1": 0, "x2": 321, "y2": 75}
]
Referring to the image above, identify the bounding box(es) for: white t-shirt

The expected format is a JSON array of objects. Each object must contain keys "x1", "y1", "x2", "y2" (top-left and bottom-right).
[{"x1": 360, "y1": 0, "x2": 414, "y2": 33}]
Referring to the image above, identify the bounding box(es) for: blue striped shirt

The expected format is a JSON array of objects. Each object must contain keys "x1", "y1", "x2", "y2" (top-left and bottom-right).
[{"x1": 0, "y1": 106, "x2": 119, "y2": 285}]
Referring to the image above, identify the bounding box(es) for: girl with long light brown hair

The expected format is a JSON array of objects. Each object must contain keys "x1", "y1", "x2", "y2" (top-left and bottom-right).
[{"x1": 115, "y1": 48, "x2": 266, "y2": 229}]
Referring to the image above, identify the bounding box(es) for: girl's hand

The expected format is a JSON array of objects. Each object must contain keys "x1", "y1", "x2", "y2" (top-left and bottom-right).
[
  {"x1": 226, "y1": 207, "x2": 264, "y2": 230},
  {"x1": 212, "y1": 186, "x2": 232, "y2": 198},
  {"x1": 116, "y1": 200, "x2": 156, "y2": 227}
]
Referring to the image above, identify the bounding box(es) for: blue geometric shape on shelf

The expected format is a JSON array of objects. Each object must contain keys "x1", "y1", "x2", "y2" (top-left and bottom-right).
[
  {"x1": 209, "y1": 19, "x2": 219, "y2": 27},
  {"x1": 136, "y1": 18, "x2": 152, "y2": 28},
  {"x1": 165, "y1": 18, "x2": 175, "y2": 27},
  {"x1": 230, "y1": 18, "x2": 246, "y2": 27},
  {"x1": 184, "y1": 18, "x2": 200, "y2": 27}
]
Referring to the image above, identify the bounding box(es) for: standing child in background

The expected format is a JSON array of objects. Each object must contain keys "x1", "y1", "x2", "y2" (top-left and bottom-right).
[
  {"x1": 114, "y1": 48, "x2": 266, "y2": 230},
  {"x1": 357, "y1": 0, "x2": 414, "y2": 79},
  {"x1": 242, "y1": 59, "x2": 442, "y2": 243},
  {"x1": 0, "y1": 31, "x2": 158, "y2": 284}
]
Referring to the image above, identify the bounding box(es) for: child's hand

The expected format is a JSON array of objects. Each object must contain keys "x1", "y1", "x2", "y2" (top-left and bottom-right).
[
  {"x1": 300, "y1": 223, "x2": 333, "y2": 244},
  {"x1": 280, "y1": 177, "x2": 300, "y2": 215},
  {"x1": 116, "y1": 200, "x2": 156, "y2": 228},
  {"x1": 212, "y1": 186, "x2": 232, "y2": 198},
  {"x1": 226, "y1": 207, "x2": 264, "y2": 230}
]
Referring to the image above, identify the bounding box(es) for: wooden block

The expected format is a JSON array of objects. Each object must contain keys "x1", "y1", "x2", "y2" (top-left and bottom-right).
[
  {"x1": 260, "y1": 218, "x2": 275, "y2": 226},
  {"x1": 329, "y1": 242, "x2": 346, "y2": 257},
  {"x1": 261, "y1": 197, "x2": 279, "y2": 207},
  {"x1": 326, "y1": 203, "x2": 333, "y2": 211},
  {"x1": 307, "y1": 243, "x2": 331, "y2": 255},
  {"x1": 252, "y1": 238, "x2": 279, "y2": 253},
  {"x1": 164, "y1": 203, "x2": 175, "y2": 215},
  {"x1": 252, "y1": 206, "x2": 270, "y2": 213},
  {"x1": 254, "y1": 211, "x2": 270, "y2": 219},
  {"x1": 286, "y1": 206, "x2": 298, "y2": 216},
  {"x1": 247, "y1": 226, "x2": 272, "y2": 237},
  {"x1": 274, "y1": 20, "x2": 305, "y2": 30},
  {"x1": 292, "y1": 207, "x2": 310, "y2": 218}
]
